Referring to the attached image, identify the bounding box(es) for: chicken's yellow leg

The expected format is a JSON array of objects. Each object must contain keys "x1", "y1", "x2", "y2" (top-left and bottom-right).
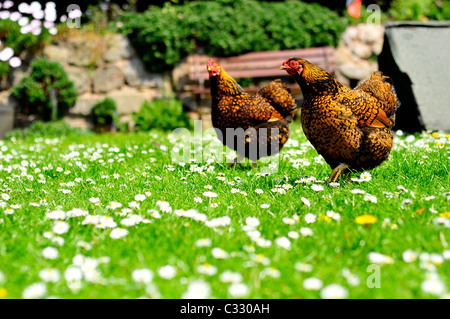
[
  {"x1": 227, "y1": 156, "x2": 245, "y2": 168},
  {"x1": 227, "y1": 157, "x2": 238, "y2": 168},
  {"x1": 327, "y1": 163, "x2": 349, "y2": 183}
]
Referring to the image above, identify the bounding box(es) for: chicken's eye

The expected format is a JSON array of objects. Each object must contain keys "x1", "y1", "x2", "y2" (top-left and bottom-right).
[{"x1": 289, "y1": 60, "x2": 299, "y2": 68}]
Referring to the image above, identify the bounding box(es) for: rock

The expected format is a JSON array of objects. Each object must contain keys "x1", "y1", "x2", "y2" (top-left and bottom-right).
[
  {"x1": 335, "y1": 71, "x2": 350, "y2": 87},
  {"x1": 103, "y1": 34, "x2": 136, "y2": 62},
  {"x1": 93, "y1": 65, "x2": 124, "y2": 93},
  {"x1": 379, "y1": 21, "x2": 450, "y2": 132},
  {"x1": 65, "y1": 115, "x2": 91, "y2": 130},
  {"x1": 337, "y1": 24, "x2": 386, "y2": 85},
  {"x1": 351, "y1": 43, "x2": 372, "y2": 59},
  {"x1": 107, "y1": 87, "x2": 160, "y2": 114},
  {"x1": 358, "y1": 24, "x2": 384, "y2": 44},
  {"x1": 118, "y1": 114, "x2": 135, "y2": 131},
  {"x1": 339, "y1": 61, "x2": 373, "y2": 80},
  {"x1": 372, "y1": 40, "x2": 384, "y2": 55},
  {"x1": 65, "y1": 66, "x2": 91, "y2": 94},
  {"x1": 9, "y1": 63, "x2": 31, "y2": 87},
  {"x1": 186, "y1": 111, "x2": 200, "y2": 121},
  {"x1": 0, "y1": 91, "x2": 16, "y2": 139},
  {"x1": 335, "y1": 45, "x2": 353, "y2": 64},
  {"x1": 341, "y1": 26, "x2": 358, "y2": 46},
  {"x1": 123, "y1": 57, "x2": 164, "y2": 88},
  {"x1": 43, "y1": 45, "x2": 70, "y2": 65},
  {"x1": 172, "y1": 58, "x2": 191, "y2": 91},
  {"x1": 70, "y1": 93, "x2": 105, "y2": 116},
  {"x1": 67, "y1": 35, "x2": 104, "y2": 67}
]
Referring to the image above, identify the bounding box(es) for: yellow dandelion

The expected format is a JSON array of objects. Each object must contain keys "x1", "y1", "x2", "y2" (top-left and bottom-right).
[
  {"x1": 255, "y1": 254, "x2": 266, "y2": 263},
  {"x1": 0, "y1": 288, "x2": 6, "y2": 298},
  {"x1": 355, "y1": 214, "x2": 377, "y2": 225},
  {"x1": 319, "y1": 215, "x2": 332, "y2": 223},
  {"x1": 432, "y1": 132, "x2": 440, "y2": 138},
  {"x1": 439, "y1": 212, "x2": 450, "y2": 218}
]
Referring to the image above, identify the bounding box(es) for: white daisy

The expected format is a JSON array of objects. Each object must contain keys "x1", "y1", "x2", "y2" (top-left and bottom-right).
[
  {"x1": 110, "y1": 228, "x2": 129, "y2": 239},
  {"x1": 304, "y1": 213, "x2": 317, "y2": 224},
  {"x1": 402, "y1": 249, "x2": 418, "y2": 263},
  {"x1": 220, "y1": 270, "x2": 243, "y2": 283},
  {"x1": 197, "y1": 263, "x2": 217, "y2": 276},
  {"x1": 300, "y1": 227, "x2": 314, "y2": 237},
  {"x1": 320, "y1": 284, "x2": 348, "y2": 299},
  {"x1": 195, "y1": 238, "x2": 212, "y2": 247},
  {"x1": 303, "y1": 277, "x2": 323, "y2": 290},
  {"x1": 39, "y1": 268, "x2": 61, "y2": 283},
  {"x1": 134, "y1": 194, "x2": 146, "y2": 201},
  {"x1": 52, "y1": 221, "x2": 69, "y2": 235},
  {"x1": 42, "y1": 247, "x2": 59, "y2": 259},
  {"x1": 211, "y1": 247, "x2": 229, "y2": 259},
  {"x1": 158, "y1": 265, "x2": 177, "y2": 279},
  {"x1": 228, "y1": 282, "x2": 249, "y2": 298},
  {"x1": 132, "y1": 268, "x2": 153, "y2": 284},
  {"x1": 182, "y1": 280, "x2": 211, "y2": 299},
  {"x1": 203, "y1": 191, "x2": 218, "y2": 198},
  {"x1": 275, "y1": 237, "x2": 291, "y2": 249},
  {"x1": 22, "y1": 282, "x2": 47, "y2": 299}
]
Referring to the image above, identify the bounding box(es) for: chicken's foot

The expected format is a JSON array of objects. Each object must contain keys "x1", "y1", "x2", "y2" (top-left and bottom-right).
[
  {"x1": 327, "y1": 163, "x2": 349, "y2": 183},
  {"x1": 227, "y1": 157, "x2": 238, "y2": 168},
  {"x1": 227, "y1": 156, "x2": 244, "y2": 168}
]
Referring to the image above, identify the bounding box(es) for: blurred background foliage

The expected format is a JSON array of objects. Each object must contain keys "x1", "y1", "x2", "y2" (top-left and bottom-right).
[
  {"x1": 2, "y1": 0, "x2": 449, "y2": 75},
  {"x1": 11, "y1": 58, "x2": 77, "y2": 121},
  {"x1": 1, "y1": 0, "x2": 449, "y2": 134},
  {"x1": 132, "y1": 97, "x2": 194, "y2": 132},
  {"x1": 5, "y1": 119, "x2": 92, "y2": 140},
  {"x1": 0, "y1": 18, "x2": 51, "y2": 78},
  {"x1": 91, "y1": 97, "x2": 118, "y2": 132},
  {"x1": 115, "y1": 0, "x2": 349, "y2": 72}
]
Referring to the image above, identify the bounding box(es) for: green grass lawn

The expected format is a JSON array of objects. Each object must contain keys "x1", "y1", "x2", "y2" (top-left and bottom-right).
[{"x1": 0, "y1": 123, "x2": 449, "y2": 299}]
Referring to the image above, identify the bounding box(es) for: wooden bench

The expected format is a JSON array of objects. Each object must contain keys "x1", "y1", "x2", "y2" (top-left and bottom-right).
[{"x1": 186, "y1": 46, "x2": 339, "y2": 114}]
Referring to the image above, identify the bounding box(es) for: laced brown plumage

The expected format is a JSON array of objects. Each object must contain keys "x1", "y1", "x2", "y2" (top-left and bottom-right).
[
  {"x1": 208, "y1": 59, "x2": 297, "y2": 167},
  {"x1": 280, "y1": 57, "x2": 400, "y2": 182}
]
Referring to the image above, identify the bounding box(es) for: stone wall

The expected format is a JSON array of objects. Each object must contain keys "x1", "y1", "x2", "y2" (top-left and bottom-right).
[
  {"x1": 2, "y1": 31, "x2": 172, "y2": 132},
  {"x1": 43, "y1": 32, "x2": 172, "y2": 129}
]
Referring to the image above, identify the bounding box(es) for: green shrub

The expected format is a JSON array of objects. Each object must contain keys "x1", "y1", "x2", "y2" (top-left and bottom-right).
[
  {"x1": 12, "y1": 59, "x2": 77, "y2": 121},
  {"x1": 91, "y1": 98, "x2": 118, "y2": 131},
  {"x1": 6, "y1": 120, "x2": 91, "y2": 140},
  {"x1": 388, "y1": 0, "x2": 450, "y2": 21},
  {"x1": 117, "y1": 0, "x2": 349, "y2": 72},
  {"x1": 236, "y1": 78, "x2": 253, "y2": 88},
  {"x1": 133, "y1": 97, "x2": 193, "y2": 131},
  {"x1": 0, "y1": 19, "x2": 51, "y2": 78}
]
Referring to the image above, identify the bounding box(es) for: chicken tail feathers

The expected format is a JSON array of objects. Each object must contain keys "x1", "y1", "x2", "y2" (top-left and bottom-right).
[
  {"x1": 355, "y1": 71, "x2": 400, "y2": 120},
  {"x1": 257, "y1": 79, "x2": 298, "y2": 122}
]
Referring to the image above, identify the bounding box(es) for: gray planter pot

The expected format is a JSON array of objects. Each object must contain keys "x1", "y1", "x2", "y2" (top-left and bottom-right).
[{"x1": 378, "y1": 21, "x2": 450, "y2": 132}]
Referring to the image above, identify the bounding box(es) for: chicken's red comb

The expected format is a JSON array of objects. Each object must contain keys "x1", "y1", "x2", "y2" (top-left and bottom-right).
[
  {"x1": 207, "y1": 58, "x2": 214, "y2": 67},
  {"x1": 282, "y1": 57, "x2": 293, "y2": 64}
]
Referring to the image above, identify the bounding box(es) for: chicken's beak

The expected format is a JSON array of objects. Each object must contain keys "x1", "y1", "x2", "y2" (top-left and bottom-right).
[
  {"x1": 279, "y1": 65, "x2": 286, "y2": 70},
  {"x1": 207, "y1": 67, "x2": 211, "y2": 72}
]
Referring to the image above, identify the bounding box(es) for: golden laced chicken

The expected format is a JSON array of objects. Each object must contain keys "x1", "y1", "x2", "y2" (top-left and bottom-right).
[
  {"x1": 280, "y1": 57, "x2": 400, "y2": 182},
  {"x1": 207, "y1": 59, "x2": 297, "y2": 168}
]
